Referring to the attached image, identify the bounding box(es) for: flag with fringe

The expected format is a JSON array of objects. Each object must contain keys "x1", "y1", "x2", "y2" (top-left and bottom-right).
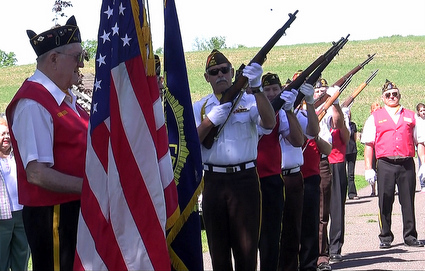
[
  {"x1": 74, "y1": 0, "x2": 179, "y2": 270},
  {"x1": 163, "y1": 0, "x2": 204, "y2": 270}
]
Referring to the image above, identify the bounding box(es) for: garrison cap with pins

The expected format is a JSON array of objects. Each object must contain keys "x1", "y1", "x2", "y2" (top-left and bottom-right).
[
  {"x1": 205, "y1": 49, "x2": 231, "y2": 71},
  {"x1": 27, "y1": 15, "x2": 81, "y2": 57},
  {"x1": 382, "y1": 79, "x2": 398, "y2": 93},
  {"x1": 261, "y1": 72, "x2": 281, "y2": 87},
  {"x1": 315, "y1": 78, "x2": 328, "y2": 89}
]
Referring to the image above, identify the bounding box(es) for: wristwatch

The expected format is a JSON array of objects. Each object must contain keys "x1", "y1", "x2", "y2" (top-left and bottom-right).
[{"x1": 251, "y1": 86, "x2": 263, "y2": 94}]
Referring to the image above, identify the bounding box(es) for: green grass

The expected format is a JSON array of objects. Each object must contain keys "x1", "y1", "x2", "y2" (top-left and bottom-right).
[{"x1": 2, "y1": 35, "x2": 425, "y2": 129}]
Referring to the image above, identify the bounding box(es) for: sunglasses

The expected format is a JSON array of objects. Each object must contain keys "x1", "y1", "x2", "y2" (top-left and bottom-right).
[
  {"x1": 56, "y1": 51, "x2": 85, "y2": 63},
  {"x1": 207, "y1": 66, "x2": 231, "y2": 76},
  {"x1": 384, "y1": 91, "x2": 399, "y2": 99}
]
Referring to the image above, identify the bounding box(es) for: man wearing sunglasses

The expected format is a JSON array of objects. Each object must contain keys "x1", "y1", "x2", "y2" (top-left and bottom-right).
[
  {"x1": 193, "y1": 49, "x2": 275, "y2": 270},
  {"x1": 6, "y1": 16, "x2": 88, "y2": 270},
  {"x1": 361, "y1": 79, "x2": 425, "y2": 249}
]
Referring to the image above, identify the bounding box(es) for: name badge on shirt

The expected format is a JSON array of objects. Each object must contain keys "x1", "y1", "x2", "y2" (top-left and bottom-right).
[
  {"x1": 234, "y1": 106, "x2": 249, "y2": 113},
  {"x1": 378, "y1": 119, "x2": 387, "y2": 124},
  {"x1": 403, "y1": 117, "x2": 413, "y2": 123}
]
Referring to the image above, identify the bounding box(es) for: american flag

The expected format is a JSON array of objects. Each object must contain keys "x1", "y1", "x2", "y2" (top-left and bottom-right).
[
  {"x1": 74, "y1": 0, "x2": 179, "y2": 270},
  {"x1": 163, "y1": 0, "x2": 204, "y2": 270}
]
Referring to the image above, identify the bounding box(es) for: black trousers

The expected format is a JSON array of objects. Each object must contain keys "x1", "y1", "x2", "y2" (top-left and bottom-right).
[
  {"x1": 299, "y1": 174, "x2": 321, "y2": 271},
  {"x1": 329, "y1": 161, "x2": 348, "y2": 256},
  {"x1": 22, "y1": 201, "x2": 80, "y2": 271},
  {"x1": 279, "y1": 171, "x2": 304, "y2": 271},
  {"x1": 259, "y1": 174, "x2": 284, "y2": 271},
  {"x1": 203, "y1": 168, "x2": 260, "y2": 271},
  {"x1": 318, "y1": 158, "x2": 332, "y2": 265},
  {"x1": 346, "y1": 153, "x2": 358, "y2": 198},
  {"x1": 377, "y1": 157, "x2": 417, "y2": 244}
]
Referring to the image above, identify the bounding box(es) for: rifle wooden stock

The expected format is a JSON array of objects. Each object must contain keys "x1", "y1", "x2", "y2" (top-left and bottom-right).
[
  {"x1": 341, "y1": 69, "x2": 379, "y2": 108},
  {"x1": 314, "y1": 53, "x2": 376, "y2": 109},
  {"x1": 271, "y1": 36, "x2": 348, "y2": 112},
  {"x1": 202, "y1": 10, "x2": 298, "y2": 149},
  {"x1": 332, "y1": 53, "x2": 375, "y2": 87},
  {"x1": 316, "y1": 75, "x2": 352, "y2": 121}
]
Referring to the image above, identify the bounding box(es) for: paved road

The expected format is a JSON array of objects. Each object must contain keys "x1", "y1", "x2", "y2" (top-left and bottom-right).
[{"x1": 203, "y1": 159, "x2": 425, "y2": 270}]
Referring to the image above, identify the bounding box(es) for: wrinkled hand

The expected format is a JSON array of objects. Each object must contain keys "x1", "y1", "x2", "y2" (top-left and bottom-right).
[
  {"x1": 207, "y1": 102, "x2": 232, "y2": 126},
  {"x1": 299, "y1": 83, "x2": 314, "y2": 104},
  {"x1": 365, "y1": 169, "x2": 376, "y2": 185},
  {"x1": 326, "y1": 86, "x2": 340, "y2": 104},
  {"x1": 280, "y1": 89, "x2": 297, "y2": 111},
  {"x1": 242, "y1": 63, "x2": 263, "y2": 87}
]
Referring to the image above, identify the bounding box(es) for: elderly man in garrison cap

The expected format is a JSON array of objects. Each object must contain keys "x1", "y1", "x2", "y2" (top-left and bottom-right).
[
  {"x1": 193, "y1": 49, "x2": 275, "y2": 270},
  {"x1": 6, "y1": 15, "x2": 88, "y2": 271},
  {"x1": 362, "y1": 79, "x2": 425, "y2": 249}
]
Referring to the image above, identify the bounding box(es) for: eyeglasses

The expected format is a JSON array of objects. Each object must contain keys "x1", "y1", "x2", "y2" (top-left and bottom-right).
[
  {"x1": 384, "y1": 91, "x2": 399, "y2": 99},
  {"x1": 207, "y1": 66, "x2": 231, "y2": 76},
  {"x1": 56, "y1": 51, "x2": 84, "y2": 63}
]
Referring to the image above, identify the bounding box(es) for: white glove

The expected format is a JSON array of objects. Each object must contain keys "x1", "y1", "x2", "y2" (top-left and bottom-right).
[
  {"x1": 365, "y1": 169, "x2": 376, "y2": 185},
  {"x1": 342, "y1": 107, "x2": 350, "y2": 117},
  {"x1": 418, "y1": 164, "x2": 425, "y2": 179},
  {"x1": 207, "y1": 102, "x2": 232, "y2": 126},
  {"x1": 242, "y1": 63, "x2": 262, "y2": 87},
  {"x1": 299, "y1": 83, "x2": 314, "y2": 104},
  {"x1": 326, "y1": 86, "x2": 340, "y2": 104},
  {"x1": 280, "y1": 89, "x2": 297, "y2": 111}
]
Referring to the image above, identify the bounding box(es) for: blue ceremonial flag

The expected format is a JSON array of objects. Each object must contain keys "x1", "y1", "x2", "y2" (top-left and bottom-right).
[{"x1": 163, "y1": 0, "x2": 204, "y2": 270}]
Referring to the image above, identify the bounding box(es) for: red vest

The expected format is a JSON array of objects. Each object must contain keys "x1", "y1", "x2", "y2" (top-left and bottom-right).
[
  {"x1": 257, "y1": 115, "x2": 281, "y2": 178},
  {"x1": 328, "y1": 129, "x2": 346, "y2": 164},
  {"x1": 300, "y1": 139, "x2": 320, "y2": 178},
  {"x1": 373, "y1": 108, "x2": 416, "y2": 159},
  {"x1": 6, "y1": 80, "x2": 89, "y2": 206}
]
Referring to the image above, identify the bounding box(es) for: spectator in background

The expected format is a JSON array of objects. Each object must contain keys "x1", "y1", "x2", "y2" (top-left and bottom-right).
[
  {"x1": 345, "y1": 108, "x2": 359, "y2": 200},
  {"x1": 0, "y1": 117, "x2": 30, "y2": 271},
  {"x1": 415, "y1": 102, "x2": 425, "y2": 192}
]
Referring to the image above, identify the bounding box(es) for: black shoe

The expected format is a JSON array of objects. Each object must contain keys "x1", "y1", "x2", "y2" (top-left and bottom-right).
[
  {"x1": 329, "y1": 254, "x2": 342, "y2": 263},
  {"x1": 404, "y1": 239, "x2": 424, "y2": 247},
  {"x1": 317, "y1": 262, "x2": 332, "y2": 271},
  {"x1": 379, "y1": 242, "x2": 392, "y2": 249}
]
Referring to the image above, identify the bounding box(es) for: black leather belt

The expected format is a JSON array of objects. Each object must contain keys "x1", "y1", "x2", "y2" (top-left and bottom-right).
[
  {"x1": 380, "y1": 156, "x2": 412, "y2": 163},
  {"x1": 282, "y1": 166, "x2": 301, "y2": 176},
  {"x1": 204, "y1": 161, "x2": 256, "y2": 173}
]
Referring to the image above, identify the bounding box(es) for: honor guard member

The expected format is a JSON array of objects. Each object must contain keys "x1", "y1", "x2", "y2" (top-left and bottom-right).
[
  {"x1": 193, "y1": 50, "x2": 276, "y2": 270},
  {"x1": 6, "y1": 16, "x2": 88, "y2": 271},
  {"x1": 256, "y1": 73, "x2": 304, "y2": 271},
  {"x1": 277, "y1": 78, "x2": 318, "y2": 271},
  {"x1": 314, "y1": 79, "x2": 334, "y2": 271},
  {"x1": 362, "y1": 80, "x2": 425, "y2": 249},
  {"x1": 292, "y1": 73, "x2": 332, "y2": 271},
  {"x1": 327, "y1": 87, "x2": 350, "y2": 264}
]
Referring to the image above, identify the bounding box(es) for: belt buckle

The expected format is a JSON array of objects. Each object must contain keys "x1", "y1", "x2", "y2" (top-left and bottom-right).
[{"x1": 226, "y1": 167, "x2": 235, "y2": 173}]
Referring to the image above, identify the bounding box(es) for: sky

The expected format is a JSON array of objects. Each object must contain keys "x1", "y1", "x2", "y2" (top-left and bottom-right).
[{"x1": 1, "y1": 0, "x2": 424, "y2": 65}]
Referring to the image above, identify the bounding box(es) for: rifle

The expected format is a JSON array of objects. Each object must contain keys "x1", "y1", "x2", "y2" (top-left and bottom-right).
[
  {"x1": 271, "y1": 35, "x2": 349, "y2": 112},
  {"x1": 314, "y1": 53, "x2": 376, "y2": 108},
  {"x1": 341, "y1": 69, "x2": 379, "y2": 108},
  {"x1": 317, "y1": 74, "x2": 353, "y2": 122},
  {"x1": 202, "y1": 10, "x2": 299, "y2": 149}
]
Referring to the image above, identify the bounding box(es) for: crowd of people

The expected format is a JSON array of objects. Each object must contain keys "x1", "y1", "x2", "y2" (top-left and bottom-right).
[{"x1": 1, "y1": 13, "x2": 425, "y2": 271}]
